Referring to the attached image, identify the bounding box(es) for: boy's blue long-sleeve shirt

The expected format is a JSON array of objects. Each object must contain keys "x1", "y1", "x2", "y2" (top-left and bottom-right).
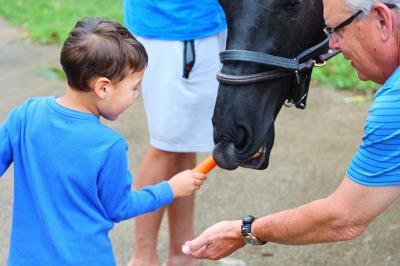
[{"x1": 0, "y1": 97, "x2": 174, "y2": 266}]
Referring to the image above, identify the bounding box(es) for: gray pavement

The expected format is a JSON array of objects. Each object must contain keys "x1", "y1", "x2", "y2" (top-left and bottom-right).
[{"x1": 1, "y1": 17, "x2": 400, "y2": 266}]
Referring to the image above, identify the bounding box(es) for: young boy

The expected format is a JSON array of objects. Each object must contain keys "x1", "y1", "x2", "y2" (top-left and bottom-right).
[{"x1": 0, "y1": 17, "x2": 207, "y2": 266}]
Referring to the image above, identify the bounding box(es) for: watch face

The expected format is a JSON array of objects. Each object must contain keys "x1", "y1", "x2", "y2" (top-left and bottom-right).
[
  {"x1": 249, "y1": 239, "x2": 258, "y2": 245},
  {"x1": 244, "y1": 235, "x2": 259, "y2": 245},
  {"x1": 243, "y1": 236, "x2": 253, "y2": 245},
  {"x1": 243, "y1": 235, "x2": 266, "y2": 245}
]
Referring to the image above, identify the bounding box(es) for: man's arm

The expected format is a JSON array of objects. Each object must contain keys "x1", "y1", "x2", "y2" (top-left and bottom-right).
[{"x1": 184, "y1": 177, "x2": 400, "y2": 259}]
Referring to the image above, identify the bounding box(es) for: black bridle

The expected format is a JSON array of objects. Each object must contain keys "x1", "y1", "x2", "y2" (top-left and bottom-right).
[{"x1": 217, "y1": 37, "x2": 340, "y2": 109}]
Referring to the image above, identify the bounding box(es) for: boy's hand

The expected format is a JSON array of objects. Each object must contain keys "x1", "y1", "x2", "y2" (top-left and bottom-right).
[{"x1": 168, "y1": 170, "x2": 207, "y2": 198}]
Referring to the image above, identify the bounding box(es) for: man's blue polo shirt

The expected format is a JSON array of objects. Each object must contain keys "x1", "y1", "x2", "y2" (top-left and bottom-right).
[{"x1": 347, "y1": 66, "x2": 400, "y2": 186}]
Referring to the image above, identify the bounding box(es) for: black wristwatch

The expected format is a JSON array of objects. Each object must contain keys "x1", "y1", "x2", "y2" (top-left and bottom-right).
[{"x1": 241, "y1": 215, "x2": 267, "y2": 245}]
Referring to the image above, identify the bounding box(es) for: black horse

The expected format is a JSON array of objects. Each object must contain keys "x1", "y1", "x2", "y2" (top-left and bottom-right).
[{"x1": 212, "y1": 0, "x2": 338, "y2": 170}]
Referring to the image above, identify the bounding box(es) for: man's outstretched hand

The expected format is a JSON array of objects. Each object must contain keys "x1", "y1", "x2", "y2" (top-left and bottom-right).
[{"x1": 182, "y1": 220, "x2": 245, "y2": 260}]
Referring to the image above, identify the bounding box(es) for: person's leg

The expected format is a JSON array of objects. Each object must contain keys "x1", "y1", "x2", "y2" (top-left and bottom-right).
[
  {"x1": 128, "y1": 146, "x2": 180, "y2": 266},
  {"x1": 165, "y1": 153, "x2": 200, "y2": 266},
  {"x1": 128, "y1": 147, "x2": 196, "y2": 266}
]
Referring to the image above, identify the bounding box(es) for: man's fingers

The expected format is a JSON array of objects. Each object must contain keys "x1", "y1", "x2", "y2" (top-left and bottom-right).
[
  {"x1": 184, "y1": 244, "x2": 210, "y2": 259},
  {"x1": 182, "y1": 244, "x2": 191, "y2": 254},
  {"x1": 182, "y1": 233, "x2": 210, "y2": 255}
]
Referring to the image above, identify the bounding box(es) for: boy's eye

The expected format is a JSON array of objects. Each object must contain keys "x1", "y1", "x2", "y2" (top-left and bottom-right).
[{"x1": 134, "y1": 83, "x2": 142, "y2": 89}]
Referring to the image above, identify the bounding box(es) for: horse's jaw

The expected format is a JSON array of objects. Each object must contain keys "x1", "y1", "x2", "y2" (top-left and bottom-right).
[{"x1": 240, "y1": 124, "x2": 275, "y2": 169}]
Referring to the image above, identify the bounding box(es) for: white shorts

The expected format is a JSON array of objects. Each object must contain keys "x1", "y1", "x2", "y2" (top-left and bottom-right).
[{"x1": 137, "y1": 31, "x2": 227, "y2": 152}]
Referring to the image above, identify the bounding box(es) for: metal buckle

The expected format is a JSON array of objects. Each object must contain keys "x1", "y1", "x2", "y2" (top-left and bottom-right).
[
  {"x1": 284, "y1": 99, "x2": 295, "y2": 108},
  {"x1": 314, "y1": 60, "x2": 327, "y2": 67},
  {"x1": 295, "y1": 70, "x2": 301, "y2": 85}
]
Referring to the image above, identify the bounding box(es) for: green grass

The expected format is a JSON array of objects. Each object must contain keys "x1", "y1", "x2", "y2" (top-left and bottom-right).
[
  {"x1": 0, "y1": 0, "x2": 123, "y2": 44},
  {"x1": 0, "y1": 0, "x2": 379, "y2": 92},
  {"x1": 312, "y1": 53, "x2": 379, "y2": 92}
]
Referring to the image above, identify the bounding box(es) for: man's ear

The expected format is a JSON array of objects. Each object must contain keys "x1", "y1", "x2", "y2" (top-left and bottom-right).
[
  {"x1": 371, "y1": 3, "x2": 394, "y2": 42},
  {"x1": 93, "y1": 77, "x2": 112, "y2": 100}
]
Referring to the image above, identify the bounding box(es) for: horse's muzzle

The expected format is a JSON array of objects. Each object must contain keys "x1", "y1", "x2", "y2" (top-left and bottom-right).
[
  {"x1": 212, "y1": 141, "x2": 241, "y2": 170},
  {"x1": 213, "y1": 139, "x2": 273, "y2": 170}
]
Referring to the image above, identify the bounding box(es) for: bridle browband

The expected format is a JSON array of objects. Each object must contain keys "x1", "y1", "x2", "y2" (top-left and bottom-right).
[{"x1": 216, "y1": 37, "x2": 340, "y2": 108}]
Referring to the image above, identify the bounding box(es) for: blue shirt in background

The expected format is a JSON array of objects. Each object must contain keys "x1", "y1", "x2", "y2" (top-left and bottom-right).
[
  {"x1": 347, "y1": 66, "x2": 400, "y2": 186},
  {"x1": 0, "y1": 97, "x2": 174, "y2": 266},
  {"x1": 123, "y1": 0, "x2": 227, "y2": 40}
]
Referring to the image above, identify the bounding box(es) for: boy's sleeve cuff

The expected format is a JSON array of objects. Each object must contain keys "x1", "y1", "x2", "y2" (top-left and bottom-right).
[{"x1": 155, "y1": 180, "x2": 174, "y2": 206}]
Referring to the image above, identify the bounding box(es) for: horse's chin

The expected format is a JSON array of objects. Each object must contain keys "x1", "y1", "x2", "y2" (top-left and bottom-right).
[
  {"x1": 240, "y1": 150, "x2": 270, "y2": 169},
  {"x1": 238, "y1": 138, "x2": 273, "y2": 169}
]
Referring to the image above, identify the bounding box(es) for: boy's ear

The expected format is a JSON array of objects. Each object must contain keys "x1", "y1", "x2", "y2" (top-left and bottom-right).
[{"x1": 93, "y1": 77, "x2": 112, "y2": 100}]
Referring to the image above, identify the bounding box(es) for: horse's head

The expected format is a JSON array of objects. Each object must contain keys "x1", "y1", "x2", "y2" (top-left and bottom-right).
[{"x1": 213, "y1": 0, "x2": 333, "y2": 170}]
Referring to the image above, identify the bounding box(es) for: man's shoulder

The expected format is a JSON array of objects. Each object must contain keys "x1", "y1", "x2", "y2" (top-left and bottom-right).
[{"x1": 381, "y1": 66, "x2": 400, "y2": 90}]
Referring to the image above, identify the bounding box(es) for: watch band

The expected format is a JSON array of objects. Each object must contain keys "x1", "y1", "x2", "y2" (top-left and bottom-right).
[{"x1": 241, "y1": 215, "x2": 267, "y2": 245}]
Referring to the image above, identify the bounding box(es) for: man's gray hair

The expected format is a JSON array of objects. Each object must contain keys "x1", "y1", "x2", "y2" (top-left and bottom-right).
[{"x1": 345, "y1": 0, "x2": 400, "y2": 14}]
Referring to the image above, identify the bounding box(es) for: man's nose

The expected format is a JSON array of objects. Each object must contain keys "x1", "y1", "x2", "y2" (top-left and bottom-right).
[{"x1": 328, "y1": 37, "x2": 340, "y2": 50}]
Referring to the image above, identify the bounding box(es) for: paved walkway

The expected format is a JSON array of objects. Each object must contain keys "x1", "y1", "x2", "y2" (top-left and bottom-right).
[{"x1": 1, "y1": 17, "x2": 400, "y2": 266}]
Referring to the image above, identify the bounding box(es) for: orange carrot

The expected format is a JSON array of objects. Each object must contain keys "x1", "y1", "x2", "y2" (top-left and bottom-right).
[{"x1": 193, "y1": 155, "x2": 217, "y2": 174}]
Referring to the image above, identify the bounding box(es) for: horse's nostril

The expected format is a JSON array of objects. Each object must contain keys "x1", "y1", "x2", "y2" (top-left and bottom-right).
[{"x1": 235, "y1": 124, "x2": 252, "y2": 151}]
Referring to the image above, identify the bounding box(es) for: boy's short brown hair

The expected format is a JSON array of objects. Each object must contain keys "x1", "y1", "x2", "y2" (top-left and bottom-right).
[{"x1": 60, "y1": 17, "x2": 147, "y2": 92}]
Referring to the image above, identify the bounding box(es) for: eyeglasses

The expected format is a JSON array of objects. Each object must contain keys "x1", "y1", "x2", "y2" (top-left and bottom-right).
[
  {"x1": 324, "y1": 3, "x2": 397, "y2": 42},
  {"x1": 323, "y1": 10, "x2": 362, "y2": 41}
]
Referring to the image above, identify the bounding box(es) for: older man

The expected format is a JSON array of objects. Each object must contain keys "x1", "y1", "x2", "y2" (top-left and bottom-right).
[{"x1": 182, "y1": 0, "x2": 400, "y2": 260}]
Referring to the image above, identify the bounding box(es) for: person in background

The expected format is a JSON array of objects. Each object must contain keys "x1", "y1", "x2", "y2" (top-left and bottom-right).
[
  {"x1": 123, "y1": 1, "x2": 226, "y2": 266},
  {"x1": 182, "y1": 0, "x2": 400, "y2": 261}
]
